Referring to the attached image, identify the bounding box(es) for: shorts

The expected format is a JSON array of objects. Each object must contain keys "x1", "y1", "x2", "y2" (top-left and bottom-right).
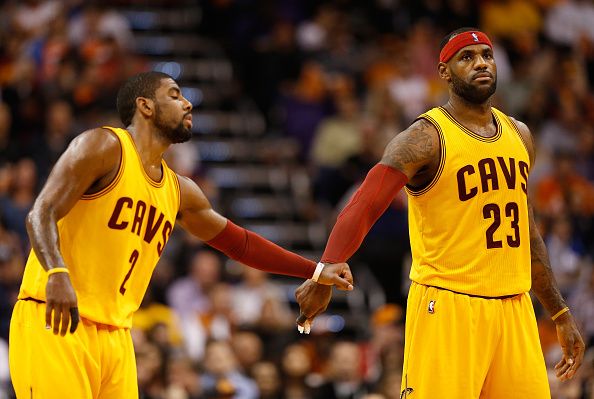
[
  {"x1": 401, "y1": 282, "x2": 550, "y2": 399},
  {"x1": 9, "y1": 299, "x2": 138, "y2": 399}
]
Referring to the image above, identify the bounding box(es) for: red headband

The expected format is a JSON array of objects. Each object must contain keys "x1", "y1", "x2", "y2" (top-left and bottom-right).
[{"x1": 439, "y1": 31, "x2": 493, "y2": 63}]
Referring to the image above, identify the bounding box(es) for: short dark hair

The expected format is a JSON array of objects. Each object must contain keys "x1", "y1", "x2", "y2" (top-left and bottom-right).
[
  {"x1": 439, "y1": 27, "x2": 482, "y2": 52},
  {"x1": 116, "y1": 71, "x2": 173, "y2": 126}
]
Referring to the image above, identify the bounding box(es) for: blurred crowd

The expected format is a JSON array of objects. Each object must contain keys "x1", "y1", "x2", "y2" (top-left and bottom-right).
[{"x1": 1, "y1": 0, "x2": 594, "y2": 398}]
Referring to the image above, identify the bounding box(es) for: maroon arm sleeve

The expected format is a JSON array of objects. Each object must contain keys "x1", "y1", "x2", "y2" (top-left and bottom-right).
[
  {"x1": 206, "y1": 221, "x2": 316, "y2": 279},
  {"x1": 321, "y1": 164, "x2": 408, "y2": 264}
]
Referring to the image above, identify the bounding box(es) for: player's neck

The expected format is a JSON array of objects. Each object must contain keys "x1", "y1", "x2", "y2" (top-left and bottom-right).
[
  {"x1": 444, "y1": 95, "x2": 493, "y2": 126},
  {"x1": 126, "y1": 124, "x2": 169, "y2": 166}
]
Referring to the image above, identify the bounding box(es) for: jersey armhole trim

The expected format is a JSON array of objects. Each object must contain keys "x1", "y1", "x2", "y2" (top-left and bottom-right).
[
  {"x1": 505, "y1": 115, "x2": 531, "y2": 168},
  {"x1": 172, "y1": 171, "x2": 181, "y2": 212},
  {"x1": 81, "y1": 127, "x2": 125, "y2": 200},
  {"x1": 405, "y1": 115, "x2": 446, "y2": 197}
]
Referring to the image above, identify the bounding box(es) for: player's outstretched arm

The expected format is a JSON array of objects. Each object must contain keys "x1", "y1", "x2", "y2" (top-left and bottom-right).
[
  {"x1": 27, "y1": 128, "x2": 122, "y2": 335},
  {"x1": 175, "y1": 175, "x2": 353, "y2": 289},
  {"x1": 295, "y1": 119, "x2": 439, "y2": 329},
  {"x1": 511, "y1": 117, "x2": 585, "y2": 381}
]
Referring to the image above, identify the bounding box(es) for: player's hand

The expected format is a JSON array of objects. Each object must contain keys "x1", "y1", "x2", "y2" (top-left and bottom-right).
[
  {"x1": 294, "y1": 280, "x2": 333, "y2": 334},
  {"x1": 46, "y1": 272, "x2": 79, "y2": 336},
  {"x1": 554, "y1": 311, "x2": 585, "y2": 381},
  {"x1": 315, "y1": 263, "x2": 354, "y2": 291}
]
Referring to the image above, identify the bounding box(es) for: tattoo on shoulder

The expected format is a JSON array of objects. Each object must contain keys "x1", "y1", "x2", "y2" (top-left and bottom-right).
[{"x1": 387, "y1": 119, "x2": 437, "y2": 170}]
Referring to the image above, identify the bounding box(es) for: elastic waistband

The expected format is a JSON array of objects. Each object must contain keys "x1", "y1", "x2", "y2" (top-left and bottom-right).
[{"x1": 425, "y1": 285, "x2": 520, "y2": 300}]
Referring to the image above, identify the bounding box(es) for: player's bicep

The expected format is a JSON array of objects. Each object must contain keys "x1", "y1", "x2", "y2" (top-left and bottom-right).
[
  {"x1": 34, "y1": 128, "x2": 120, "y2": 219},
  {"x1": 176, "y1": 175, "x2": 227, "y2": 241},
  {"x1": 380, "y1": 118, "x2": 440, "y2": 179}
]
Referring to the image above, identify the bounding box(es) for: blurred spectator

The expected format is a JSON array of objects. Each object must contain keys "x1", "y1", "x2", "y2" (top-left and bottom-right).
[
  {"x1": 545, "y1": 216, "x2": 584, "y2": 296},
  {"x1": 68, "y1": 3, "x2": 134, "y2": 51},
  {"x1": 166, "y1": 354, "x2": 203, "y2": 399},
  {"x1": 0, "y1": 103, "x2": 17, "y2": 163},
  {"x1": 167, "y1": 249, "x2": 222, "y2": 317},
  {"x1": 136, "y1": 340, "x2": 167, "y2": 399},
  {"x1": 296, "y1": 5, "x2": 339, "y2": 53},
  {"x1": 231, "y1": 265, "x2": 293, "y2": 331},
  {"x1": 568, "y1": 265, "x2": 594, "y2": 347},
  {"x1": 545, "y1": 0, "x2": 594, "y2": 47},
  {"x1": 201, "y1": 340, "x2": 259, "y2": 399},
  {"x1": 281, "y1": 343, "x2": 314, "y2": 399},
  {"x1": 31, "y1": 100, "x2": 77, "y2": 178},
  {"x1": 12, "y1": 0, "x2": 62, "y2": 41},
  {"x1": 180, "y1": 283, "x2": 236, "y2": 363},
  {"x1": 133, "y1": 291, "x2": 184, "y2": 351},
  {"x1": 231, "y1": 330, "x2": 264, "y2": 373},
  {"x1": 363, "y1": 304, "x2": 404, "y2": 385},
  {"x1": 251, "y1": 361, "x2": 282, "y2": 399},
  {"x1": 0, "y1": 213, "x2": 24, "y2": 340},
  {"x1": 481, "y1": 0, "x2": 542, "y2": 40},
  {"x1": 0, "y1": 158, "x2": 37, "y2": 246},
  {"x1": 311, "y1": 95, "x2": 363, "y2": 207},
  {"x1": 276, "y1": 61, "x2": 330, "y2": 160},
  {"x1": 535, "y1": 151, "x2": 594, "y2": 219},
  {"x1": 312, "y1": 340, "x2": 371, "y2": 399}
]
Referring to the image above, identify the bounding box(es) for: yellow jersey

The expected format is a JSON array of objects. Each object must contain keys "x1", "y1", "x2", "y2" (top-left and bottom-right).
[
  {"x1": 406, "y1": 107, "x2": 531, "y2": 297},
  {"x1": 18, "y1": 127, "x2": 180, "y2": 328}
]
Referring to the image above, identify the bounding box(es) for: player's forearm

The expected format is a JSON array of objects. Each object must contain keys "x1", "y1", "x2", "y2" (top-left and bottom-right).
[
  {"x1": 321, "y1": 164, "x2": 407, "y2": 263},
  {"x1": 26, "y1": 203, "x2": 67, "y2": 271},
  {"x1": 206, "y1": 220, "x2": 316, "y2": 279},
  {"x1": 530, "y1": 232, "x2": 567, "y2": 317}
]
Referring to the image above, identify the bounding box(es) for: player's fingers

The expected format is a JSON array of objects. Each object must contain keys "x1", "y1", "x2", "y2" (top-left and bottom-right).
[
  {"x1": 555, "y1": 360, "x2": 571, "y2": 378},
  {"x1": 60, "y1": 305, "x2": 70, "y2": 336},
  {"x1": 45, "y1": 303, "x2": 53, "y2": 330},
  {"x1": 333, "y1": 275, "x2": 353, "y2": 291},
  {"x1": 53, "y1": 305, "x2": 62, "y2": 335},
  {"x1": 340, "y1": 266, "x2": 354, "y2": 285},
  {"x1": 296, "y1": 313, "x2": 308, "y2": 326},
  {"x1": 70, "y1": 307, "x2": 79, "y2": 334}
]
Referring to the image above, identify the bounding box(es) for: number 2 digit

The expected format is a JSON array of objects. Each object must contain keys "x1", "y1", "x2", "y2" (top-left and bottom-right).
[{"x1": 120, "y1": 249, "x2": 139, "y2": 295}]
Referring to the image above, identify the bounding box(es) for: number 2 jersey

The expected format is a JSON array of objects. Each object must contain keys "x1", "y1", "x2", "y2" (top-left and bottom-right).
[
  {"x1": 406, "y1": 107, "x2": 531, "y2": 297},
  {"x1": 18, "y1": 127, "x2": 180, "y2": 328}
]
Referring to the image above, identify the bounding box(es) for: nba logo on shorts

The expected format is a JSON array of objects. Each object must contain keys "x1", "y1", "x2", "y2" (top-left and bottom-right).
[
  {"x1": 472, "y1": 33, "x2": 479, "y2": 42},
  {"x1": 428, "y1": 300, "x2": 436, "y2": 314}
]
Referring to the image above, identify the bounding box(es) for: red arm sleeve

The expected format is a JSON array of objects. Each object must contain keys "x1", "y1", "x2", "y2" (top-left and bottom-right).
[
  {"x1": 321, "y1": 164, "x2": 408, "y2": 264},
  {"x1": 206, "y1": 221, "x2": 316, "y2": 279}
]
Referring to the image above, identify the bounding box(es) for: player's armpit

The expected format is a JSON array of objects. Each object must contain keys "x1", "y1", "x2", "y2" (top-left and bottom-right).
[{"x1": 380, "y1": 118, "x2": 440, "y2": 179}]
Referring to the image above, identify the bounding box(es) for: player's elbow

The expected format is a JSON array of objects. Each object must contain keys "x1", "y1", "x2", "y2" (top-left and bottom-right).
[{"x1": 25, "y1": 201, "x2": 54, "y2": 234}]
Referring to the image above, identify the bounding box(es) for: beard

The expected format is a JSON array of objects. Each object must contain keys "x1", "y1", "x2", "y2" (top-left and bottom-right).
[
  {"x1": 450, "y1": 70, "x2": 497, "y2": 104},
  {"x1": 154, "y1": 104, "x2": 192, "y2": 144}
]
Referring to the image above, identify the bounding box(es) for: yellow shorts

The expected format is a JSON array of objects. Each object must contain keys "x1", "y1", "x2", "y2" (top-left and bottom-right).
[
  {"x1": 9, "y1": 300, "x2": 138, "y2": 399},
  {"x1": 401, "y1": 282, "x2": 550, "y2": 399}
]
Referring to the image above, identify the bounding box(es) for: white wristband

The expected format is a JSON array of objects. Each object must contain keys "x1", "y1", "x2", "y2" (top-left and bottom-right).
[{"x1": 311, "y1": 262, "x2": 325, "y2": 282}]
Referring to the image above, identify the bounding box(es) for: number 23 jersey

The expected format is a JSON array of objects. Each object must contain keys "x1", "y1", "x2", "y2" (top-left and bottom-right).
[
  {"x1": 406, "y1": 107, "x2": 531, "y2": 297},
  {"x1": 18, "y1": 127, "x2": 180, "y2": 328}
]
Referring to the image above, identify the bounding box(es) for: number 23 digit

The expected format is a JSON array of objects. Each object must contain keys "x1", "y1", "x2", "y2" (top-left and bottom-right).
[
  {"x1": 120, "y1": 249, "x2": 139, "y2": 295},
  {"x1": 483, "y1": 202, "x2": 520, "y2": 249}
]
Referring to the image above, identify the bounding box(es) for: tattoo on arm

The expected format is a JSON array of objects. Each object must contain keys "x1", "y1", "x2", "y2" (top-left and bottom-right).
[
  {"x1": 383, "y1": 119, "x2": 437, "y2": 173},
  {"x1": 529, "y1": 205, "x2": 567, "y2": 316}
]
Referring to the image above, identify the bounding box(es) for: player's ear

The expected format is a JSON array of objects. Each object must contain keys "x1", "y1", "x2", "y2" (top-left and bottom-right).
[
  {"x1": 136, "y1": 97, "x2": 154, "y2": 118},
  {"x1": 438, "y1": 63, "x2": 451, "y2": 82}
]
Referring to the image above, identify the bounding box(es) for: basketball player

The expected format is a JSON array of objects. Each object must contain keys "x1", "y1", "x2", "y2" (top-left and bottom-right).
[
  {"x1": 9, "y1": 71, "x2": 353, "y2": 399},
  {"x1": 296, "y1": 28, "x2": 585, "y2": 398}
]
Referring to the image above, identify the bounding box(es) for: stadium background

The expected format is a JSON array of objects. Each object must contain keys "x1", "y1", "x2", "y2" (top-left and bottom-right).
[{"x1": 1, "y1": 0, "x2": 594, "y2": 398}]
